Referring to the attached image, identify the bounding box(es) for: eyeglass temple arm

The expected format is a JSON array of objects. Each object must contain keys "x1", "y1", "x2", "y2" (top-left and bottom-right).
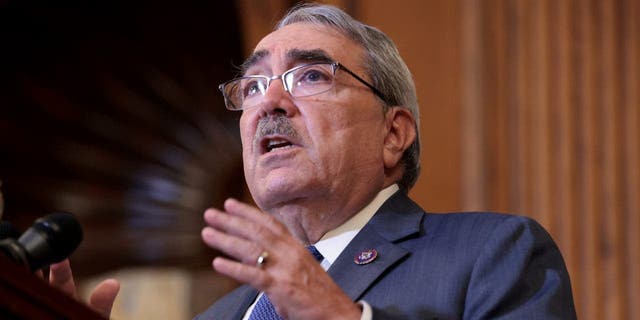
[{"x1": 336, "y1": 63, "x2": 388, "y2": 103}]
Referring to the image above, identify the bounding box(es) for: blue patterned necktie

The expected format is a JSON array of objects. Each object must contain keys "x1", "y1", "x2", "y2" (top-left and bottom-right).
[
  {"x1": 306, "y1": 245, "x2": 324, "y2": 263},
  {"x1": 248, "y1": 246, "x2": 324, "y2": 320},
  {"x1": 248, "y1": 294, "x2": 283, "y2": 320}
]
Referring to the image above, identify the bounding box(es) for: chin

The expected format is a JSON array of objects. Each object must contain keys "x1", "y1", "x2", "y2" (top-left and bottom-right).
[{"x1": 252, "y1": 177, "x2": 311, "y2": 208}]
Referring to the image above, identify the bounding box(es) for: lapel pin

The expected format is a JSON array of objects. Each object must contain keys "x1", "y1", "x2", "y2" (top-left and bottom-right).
[{"x1": 354, "y1": 249, "x2": 378, "y2": 265}]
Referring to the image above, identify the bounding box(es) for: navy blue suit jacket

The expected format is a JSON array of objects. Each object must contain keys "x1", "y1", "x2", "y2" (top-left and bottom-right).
[{"x1": 195, "y1": 192, "x2": 576, "y2": 319}]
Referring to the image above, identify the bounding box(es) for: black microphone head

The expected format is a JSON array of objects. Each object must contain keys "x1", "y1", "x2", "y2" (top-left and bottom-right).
[
  {"x1": 0, "y1": 221, "x2": 20, "y2": 240},
  {"x1": 18, "y1": 212, "x2": 83, "y2": 270}
]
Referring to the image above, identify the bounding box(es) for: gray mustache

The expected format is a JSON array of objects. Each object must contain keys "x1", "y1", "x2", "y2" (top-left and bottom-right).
[{"x1": 254, "y1": 115, "x2": 299, "y2": 143}]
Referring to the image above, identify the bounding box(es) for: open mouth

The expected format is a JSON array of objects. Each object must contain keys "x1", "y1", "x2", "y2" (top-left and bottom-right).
[{"x1": 262, "y1": 137, "x2": 294, "y2": 153}]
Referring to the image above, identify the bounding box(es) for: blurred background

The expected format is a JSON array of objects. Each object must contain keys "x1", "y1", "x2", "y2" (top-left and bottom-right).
[{"x1": 0, "y1": 0, "x2": 638, "y2": 319}]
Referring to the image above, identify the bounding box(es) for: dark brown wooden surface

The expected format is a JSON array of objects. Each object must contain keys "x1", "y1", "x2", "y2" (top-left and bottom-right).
[{"x1": 0, "y1": 255, "x2": 106, "y2": 319}]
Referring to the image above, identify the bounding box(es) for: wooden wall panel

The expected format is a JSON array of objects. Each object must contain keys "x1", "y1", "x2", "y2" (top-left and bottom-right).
[
  {"x1": 239, "y1": 1, "x2": 638, "y2": 319},
  {"x1": 466, "y1": 1, "x2": 638, "y2": 319},
  {"x1": 359, "y1": 0, "x2": 638, "y2": 319}
]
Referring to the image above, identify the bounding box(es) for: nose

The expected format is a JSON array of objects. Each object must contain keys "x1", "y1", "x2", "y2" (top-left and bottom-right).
[{"x1": 258, "y1": 77, "x2": 298, "y2": 117}]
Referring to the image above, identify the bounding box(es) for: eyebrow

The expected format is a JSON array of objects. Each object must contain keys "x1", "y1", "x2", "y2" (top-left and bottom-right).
[
  {"x1": 287, "y1": 49, "x2": 334, "y2": 64},
  {"x1": 240, "y1": 50, "x2": 269, "y2": 74},
  {"x1": 240, "y1": 48, "x2": 335, "y2": 75}
]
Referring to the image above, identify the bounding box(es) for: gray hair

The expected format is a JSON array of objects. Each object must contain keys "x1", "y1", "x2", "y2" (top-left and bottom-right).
[{"x1": 276, "y1": 3, "x2": 421, "y2": 191}]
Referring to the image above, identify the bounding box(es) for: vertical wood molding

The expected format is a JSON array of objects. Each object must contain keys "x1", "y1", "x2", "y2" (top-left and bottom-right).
[
  {"x1": 510, "y1": 0, "x2": 528, "y2": 215},
  {"x1": 461, "y1": 0, "x2": 484, "y2": 210},
  {"x1": 553, "y1": 0, "x2": 581, "y2": 313},
  {"x1": 578, "y1": 1, "x2": 603, "y2": 318},
  {"x1": 531, "y1": 0, "x2": 552, "y2": 228},
  {"x1": 622, "y1": 0, "x2": 640, "y2": 317},
  {"x1": 600, "y1": 1, "x2": 624, "y2": 318}
]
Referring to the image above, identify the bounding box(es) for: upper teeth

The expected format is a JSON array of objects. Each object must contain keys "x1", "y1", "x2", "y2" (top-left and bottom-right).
[{"x1": 267, "y1": 139, "x2": 291, "y2": 151}]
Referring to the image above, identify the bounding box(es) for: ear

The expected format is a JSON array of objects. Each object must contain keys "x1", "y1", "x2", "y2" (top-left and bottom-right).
[{"x1": 383, "y1": 107, "x2": 417, "y2": 169}]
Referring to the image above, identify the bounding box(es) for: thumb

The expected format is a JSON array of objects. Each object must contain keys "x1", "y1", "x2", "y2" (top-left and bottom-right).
[{"x1": 89, "y1": 278, "x2": 120, "y2": 318}]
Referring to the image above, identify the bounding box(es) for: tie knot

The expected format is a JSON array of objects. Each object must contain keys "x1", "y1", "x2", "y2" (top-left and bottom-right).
[{"x1": 306, "y1": 245, "x2": 324, "y2": 262}]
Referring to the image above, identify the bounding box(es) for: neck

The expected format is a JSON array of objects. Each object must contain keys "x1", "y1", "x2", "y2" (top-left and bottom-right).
[{"x1": 265, "y1": 187, "x2": 382, "y2": 244}]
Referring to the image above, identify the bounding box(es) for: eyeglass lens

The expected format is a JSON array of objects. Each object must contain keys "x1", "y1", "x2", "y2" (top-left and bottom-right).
[{"x1": 226, "y1": 63, "x2": 336, "y2": 110}]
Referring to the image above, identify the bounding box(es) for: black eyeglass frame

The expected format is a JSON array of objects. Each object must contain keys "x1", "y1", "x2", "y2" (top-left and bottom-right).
[{"x1": 218, "y1": 61, "x2": 387, "y2": 111}]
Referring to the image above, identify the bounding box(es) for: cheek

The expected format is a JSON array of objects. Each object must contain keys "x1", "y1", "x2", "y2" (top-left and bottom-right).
[
  {"x1": 239, "y1": 115, "x2": 258, "y2": 180},
  {"x1": 239, "y1": 115, "x2": 255, "y2": 150},
  {"x1": 307, "y1": 109, "x2": 385, "y2": 163}
]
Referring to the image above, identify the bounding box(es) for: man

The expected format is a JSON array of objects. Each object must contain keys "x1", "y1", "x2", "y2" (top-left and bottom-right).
[
  {"x1": 51, "y1": 3, "x2": 575, "y2": 319},
  {"x1": 195, "y1": 3, "x2": 576, "y2": 320}
]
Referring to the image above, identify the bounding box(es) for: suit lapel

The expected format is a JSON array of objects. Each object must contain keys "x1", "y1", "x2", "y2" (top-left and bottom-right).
[
  {"x1": 328, "y1": 192, "x2": 424, "y2": 300},
  {"x1": 229, "y1": 286, "x2": 260, "y2": 319},
  {"x1": 328, "y1": 231, "x2": 409, "y2": 300}
]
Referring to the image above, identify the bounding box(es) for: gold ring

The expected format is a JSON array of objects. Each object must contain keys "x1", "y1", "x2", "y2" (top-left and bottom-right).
[{"x1": 256, "y1": 251, "x2": 269, "y2": 268}]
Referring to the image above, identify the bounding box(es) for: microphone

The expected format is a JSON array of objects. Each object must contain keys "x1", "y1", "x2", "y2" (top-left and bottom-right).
[{"x1": 0, "y1": 212, "x2": 83, "y2": 271}]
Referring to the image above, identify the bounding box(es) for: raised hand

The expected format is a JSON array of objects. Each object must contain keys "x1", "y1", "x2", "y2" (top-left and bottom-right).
[{"x1": 201, "y1": 198, "x2": 361, "y2": 320}]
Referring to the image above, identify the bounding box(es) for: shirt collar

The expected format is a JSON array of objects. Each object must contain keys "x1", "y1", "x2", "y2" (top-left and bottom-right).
[{"x1": 314, "y1": 184, "x2": 399, "y2": 268}]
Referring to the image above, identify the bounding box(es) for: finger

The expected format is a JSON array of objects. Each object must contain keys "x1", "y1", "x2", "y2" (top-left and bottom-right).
[
  {"x1": 201, "y1": 227, "x2": 263, "y2": 264},
  {"x1": 203, "y1": 208, "x2": 236, "y2": 231},
  {"x1": 49, "y1": 259, "x2": 77, "y2": 299},
  {"x1": 204, "y1": 207, "x2": 279, "y2": 244},
  {"x1": 224, "y1": 198, "x2": 286, "y2": 234},
  {"x1": 212, "y1": 256, "x2": 269, "y2": 290},
  {"x1": 89, "y1": 279, "x2": 120, "y2": 318}
]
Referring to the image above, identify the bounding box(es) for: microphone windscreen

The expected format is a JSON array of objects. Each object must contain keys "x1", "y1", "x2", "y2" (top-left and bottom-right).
[{"x1": 18, "y1": 212, "x2": 83, "y2": 270}]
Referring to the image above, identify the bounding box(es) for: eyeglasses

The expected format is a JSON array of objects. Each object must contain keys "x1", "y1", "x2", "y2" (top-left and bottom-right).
[{"x1": 218, "y1": 61, "x2": 386, "y2": 111}]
